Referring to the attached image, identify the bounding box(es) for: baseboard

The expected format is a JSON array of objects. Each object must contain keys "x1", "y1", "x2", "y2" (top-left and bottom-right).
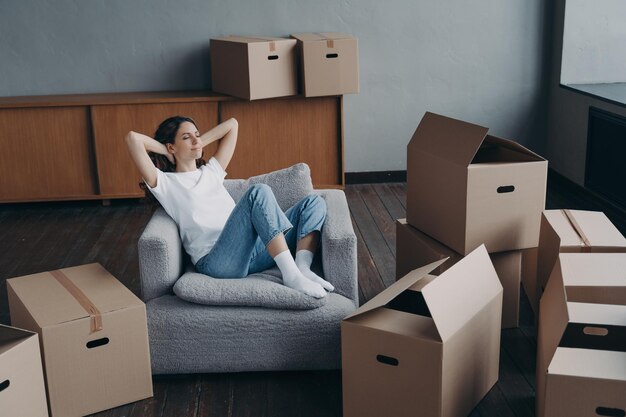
[{"x1": 345, "y1": 170, "x2": 407, "y2": 184}]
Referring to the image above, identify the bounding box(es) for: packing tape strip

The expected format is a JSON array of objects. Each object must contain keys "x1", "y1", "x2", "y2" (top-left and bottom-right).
[
  {"x1": 313, "y1": 33, "x2": 335, "y2": 48},
  {"x1": 562, "y1": 209, "x2": 592, "y2": 250},
  {"x1": 50, "y1": 269, "x2": 103, "y2": 333}
]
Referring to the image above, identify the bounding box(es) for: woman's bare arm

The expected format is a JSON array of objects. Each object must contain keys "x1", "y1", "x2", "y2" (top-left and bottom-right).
[
  {"x1": 199, "y1": 118, "x2": 238, "y2": 171},
  {"x1": 125, "y1": 131, "x2": 172, "y2": 188}
]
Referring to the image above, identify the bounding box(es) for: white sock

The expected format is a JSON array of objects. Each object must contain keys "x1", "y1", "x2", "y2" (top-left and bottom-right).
[
  {"x1": 295, "y1": 250, "x2": 334, "y2": 292},
  {"x1": 274, "y1": 250, "x2": 326, "y2": 298}
]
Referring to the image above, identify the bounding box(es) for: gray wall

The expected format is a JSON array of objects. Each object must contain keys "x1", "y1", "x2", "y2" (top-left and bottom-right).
[
  {"x1": 561, "y1": 0, "x2": 626, "y2": 84},
  {"x1": 546, "y1": 0, "x2": 626, "y2": 186},
  {"x1": 0, "y1": 0, "x2": 550, "y2": 173}
]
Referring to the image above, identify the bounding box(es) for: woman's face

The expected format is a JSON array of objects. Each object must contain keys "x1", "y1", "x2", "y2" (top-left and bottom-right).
[{"x1": 168, "y1": 121, "x2": 202, "y2": 161}]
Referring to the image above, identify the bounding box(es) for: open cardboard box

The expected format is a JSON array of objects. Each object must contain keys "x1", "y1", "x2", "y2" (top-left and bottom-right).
[
  {"x1": 290, "y1": 32, "x2": 359, "y2": 97},
  {"x1": 342, "y1": 245, "x2": 502, "y2": 417},
  {"x1": 536, "y1": 253, "x2": 626, "y2": 417},
  {"x1": 396, "y1": 218, "x2": 521, "y2": 328},
  {"x1": 530, "y1": 209, "x2": 626, "y2": 314},
  {"x1": 406, "y1": 112, "x2": 547, "y2": 255},
  {"x1": 210, "y1": 36, "x2": 297, "y2": 100},
  {"x1": 0, "y1": 324, "x2": 48, "y2": 417},
  {"x1": 7, "y1": 263, "x2": 153, "y2": 417}
]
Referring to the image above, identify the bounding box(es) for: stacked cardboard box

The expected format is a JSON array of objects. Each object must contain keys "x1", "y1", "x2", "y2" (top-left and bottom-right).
[
  {"x1": 536, "y1": 253, "x2": 626, "y2": 417},
  {"x1": 7, "y1": 263, "x2": 153, "y2": 417},
  {"x1": 0, "y1": 324, "x2": 48, "y2": 417},
  {"x1": 342, "y1": 247, "x2": 503, "y2": 417},
  {"x1": 524, "y1": 209, "x2": 626, "y2": 315},
  {"x1": 399, "y1": 111, "x2": 548, "y2": 329},
  {"x1": 210, "y1": 33, "x2": 359, "y2": 100}
]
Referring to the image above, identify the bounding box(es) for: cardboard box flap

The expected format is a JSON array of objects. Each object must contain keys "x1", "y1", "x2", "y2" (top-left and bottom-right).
[
  {"x1": 563, "y1": 210, "x2": 626, "y2": 248},
  {"x1": 0, "y1": 325, "x2": 35, "y2": 356},
  {"x1": 8, "y1": 263, "x2": 143, "y2": 328},
  {"x1": 480, "y1": 135, "x2": 545, "y2": 161},
  {"x1": 408, "y1": 112, "x2": 489, "y2": 167},
  {"x1": 560, "y1": 253, "x2": 626, "y2": 289},
  {"x1": 549, "y1": 347, "x2": 626, "y2": 381},
  {"x1": 343, "y1": 258, "x2": 447, "y2": 320},
  {"x1": 291, "y1": 32, "x2": 354, "y2": 42},
  {"x1": 567, "y1": 302, "x2": 626, "y2": 327},
  {"x1": 214, "y1": 35, "x2": 289, "y2": 44},
  {"x1": 422, "y1": 245, "x2": 502, "y2": 342}
]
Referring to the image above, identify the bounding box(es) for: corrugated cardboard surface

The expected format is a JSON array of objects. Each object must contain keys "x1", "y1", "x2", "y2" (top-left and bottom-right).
[
  {"x1": 0, "y1": 325, "x2": 48, "y2": 417},
  {"x1": 7, "y1": 263, "x2": 152, "y2": 417},
  {"x1": 536, "y1": 255, "x2": 626, "y2": 417},
  {"x1": 210, "y1": 36, "x2": 297, "y2": 100},
  {"x1": 406, "y1": 112, "x2": 547, "y2": 255},
  {"x1": 534, "y1": 210, "x2": 626, "y2": 311},
  {"x1": 291, "y1": 32, "x2": 359, "y2": 97},
  {"x1": 342, "y1": 246, "x2": 502, "y2": 417},
  {"x1": 396, "y1": 219, "x2": 520, "y2": 328}
]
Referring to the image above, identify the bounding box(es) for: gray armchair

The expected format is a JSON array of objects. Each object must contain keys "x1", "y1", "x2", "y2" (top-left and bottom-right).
[{"x1": 137, "y1": 164, "x2": 358, "y2": 374}]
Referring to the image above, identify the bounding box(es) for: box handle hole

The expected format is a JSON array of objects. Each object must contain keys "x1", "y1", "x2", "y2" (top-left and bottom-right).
[
  {"x1": 86, "y1": 337, "x2": 110, "y2": 349},
  {"x1": 596, "y1": 407, "x2": 625, "y2": 417},
  {"x1": 0, "y1": 379, "x2": 9, "y2": 392},
  {"x1": 326, "y1": 53, "x2": 339, "y2": 59},
  {"x1": 376, "y1": 355, "x2": 399, "y2": 366},
  {"x1": 584, "y1": 326, "x2": 609, "y2": 336},
  {"x1": 497, "y1": 185, "x2": 515, "y2": 194},
  {"x1": 267, "y1": 55, "x2": 279, "y2": 60}
]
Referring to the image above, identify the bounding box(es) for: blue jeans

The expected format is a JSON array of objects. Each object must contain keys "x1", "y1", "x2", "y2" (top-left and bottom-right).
[{"x1": 195, "y1": 184, "x2": 327, "y2": 278}]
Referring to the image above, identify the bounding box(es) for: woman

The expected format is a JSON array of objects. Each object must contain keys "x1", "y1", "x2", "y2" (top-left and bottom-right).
[{"x1": 125, "y1": 116, "x2": 333, "y2": 298}]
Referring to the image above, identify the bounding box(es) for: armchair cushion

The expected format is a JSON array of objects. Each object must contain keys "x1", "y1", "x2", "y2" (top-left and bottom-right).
[
  {"x1": 173, "y1": 267, "x2": 327, "y2": 310},
  {"x1": 224, "y1": 163, "x2": 314, "y2": 210}
]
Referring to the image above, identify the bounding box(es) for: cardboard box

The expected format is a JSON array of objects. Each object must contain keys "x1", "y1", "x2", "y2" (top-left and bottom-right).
[
  {"x1": 533, "y1": 209, "x2": 626, "y2": 312},
  {"x1": 210, "y1": 36, "x2": 297, "y2": 100},
  {"x1": 7, "y1": 263, "x2": 153, "y2": 417},
  {"x1": 290, "y1": 32, "x2": 359, "y2": 97},
  {"x1": 396, "y1": 218, "x2": 521, "y2": 328},
  {"x1": 0, "y1": 325, "x2": 48, "y2": 417},
  {"x1": 520, "y1": 247, "x2": 539, "y2": 316},
  {"x1": 406, "y1": 112, "x2": 548, "y2": 255},
  {"x1": 342, "y1": 245, "x2": 502, "y2": 417},
  {"x1": 536, "y1": 253, "x2": 626, "y2": 417}
]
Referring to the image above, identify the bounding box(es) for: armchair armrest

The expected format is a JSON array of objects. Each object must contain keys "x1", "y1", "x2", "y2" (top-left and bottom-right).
[
  {"x1": 315, "y1": 189, "x2": 358, "y2": 306},
  {"x1": 138, "y1": 208, "x2": 184, "y2": 302}
]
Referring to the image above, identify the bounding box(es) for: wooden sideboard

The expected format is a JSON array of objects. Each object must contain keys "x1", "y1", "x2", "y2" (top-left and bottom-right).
[{"x1": 0, "y1": 91, "x2": 344, "y2": 203}]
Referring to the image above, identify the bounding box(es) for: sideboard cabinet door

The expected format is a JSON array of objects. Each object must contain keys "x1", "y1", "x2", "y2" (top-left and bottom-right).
[
  {"x1": 0, "y1": 106, "x2": 97, "y2": 202},
  {"x1": 91, "y1": 102, "x2": 219, "y2": 197}
]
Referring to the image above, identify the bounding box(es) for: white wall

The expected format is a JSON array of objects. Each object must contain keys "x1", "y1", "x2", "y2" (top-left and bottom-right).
[
  {"x1": 546, "y1": 0, "x2": 626, "y2": 185},
  {"x1": 561, "y1": 0, "x2": 626, "y2": 85},
  {"x1": 0, "y1": 0, "x2": 549, "y2": 172}
]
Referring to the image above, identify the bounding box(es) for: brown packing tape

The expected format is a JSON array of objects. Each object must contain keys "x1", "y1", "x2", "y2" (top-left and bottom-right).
[
  {"x1": 313, "y1": 32, "x2": 335, "y2": 48},
  {"x1": 562, "y1": 209, "x2": 592, "y2": 250},
  {"x1": 50, "y1": 269, "x2": 103, "y2": 333}
]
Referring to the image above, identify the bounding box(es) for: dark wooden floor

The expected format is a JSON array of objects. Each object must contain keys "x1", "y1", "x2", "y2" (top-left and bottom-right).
[{"x1": 1, "y1": 174, "x2": 625, "y2": 417}]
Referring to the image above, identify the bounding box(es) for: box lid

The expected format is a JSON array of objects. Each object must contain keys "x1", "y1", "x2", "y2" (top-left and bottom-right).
[
  {"x1": 291, "y1": 32, "x2": 355, "y2": 42},
  {"x1": 346, "y1": 246, "x2": 502, "y2": 342},
  {"x1": 7, "y1": 263, "x2": 143, "y2": 329},
  {"x1": 344, "y1": 258, "x2": 448, "y2": 321},
  {"x1": 422, "y1": 245, "x2": 502, "y2": 341},
  {"x1": 545, "y1": 210, "x2": 626, "y2": 249},
  {"x1": 549, "y1": 347, "x2": 626, "y2": 381},
  {"x1": 0, "y1": 325, "x2": 36, "y2": 356},
  {"x1": 560, "y1": 253, "x2": 626, "y2": 288},
  {"x1": 407, "y1": 112, "x2": 489, "y2": 167},
  {"x1": 212, "y1": 35, "x2": 293, "y2": 44}
]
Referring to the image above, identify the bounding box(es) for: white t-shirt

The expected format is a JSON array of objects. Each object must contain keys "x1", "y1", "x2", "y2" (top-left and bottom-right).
[{"x1": 147, "y1": 157, "x2": 236, "y2": 265}]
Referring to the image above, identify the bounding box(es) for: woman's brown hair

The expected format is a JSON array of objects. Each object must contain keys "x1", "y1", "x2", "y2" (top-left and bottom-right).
[{"x1": 140, "y1": 116, "x2": 206, "y2": 201}]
